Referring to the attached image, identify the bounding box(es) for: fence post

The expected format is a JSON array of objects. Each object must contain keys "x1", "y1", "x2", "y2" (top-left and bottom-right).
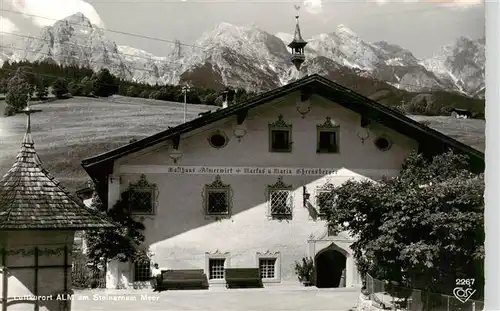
[
  {"x1": 472, "y1": 301, "x2": 476, "y2": 311},
  {"x1": 1, "y1": 248, "x2": 7, "y2": 311},
  {"x1": 412, "y1": 289, "x2": 423, "y2": 311},
  {"x1": 447, "y1": 295, "x2": 450, "y2": 311}
]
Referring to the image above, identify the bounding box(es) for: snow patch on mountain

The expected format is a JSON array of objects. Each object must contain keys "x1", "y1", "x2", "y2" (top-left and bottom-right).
[
  {"x1": 306, "y1": 25, "x2": 380, "y2": 71},
  {"x1": 6, "y1": 13, "x2": 485, "y2": 97},
  {"x1": 275, "y1": 26, "x2": 447, "y2": 93},
  {"x1": 274, "y1": 32, "x2": 294, "y2": 45},
  {"x1": 0, "y1": 44, "x2": 21, "y2": 67},
  {"x1": 21, "y1": 12, "x2": 132, "y2": 79},
  {"x1": 173, "y1": 22, "x2": 291, "y2": 90},
  {"x1": 420, "y1": 36, "x2": 485, "y2": 95},
  {"x1": 118, "y1": 45, "x2": 166, "y2": 61}
]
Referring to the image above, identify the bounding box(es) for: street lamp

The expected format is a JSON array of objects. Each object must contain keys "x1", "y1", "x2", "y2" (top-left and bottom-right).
[{"x1": 182, "y1": 85, "x2": 191, "y2": 123}]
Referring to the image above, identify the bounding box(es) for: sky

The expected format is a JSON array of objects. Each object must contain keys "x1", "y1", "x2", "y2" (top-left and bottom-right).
[{"x1": 0, "y1": 0, "x2": 485, "y2": 59}]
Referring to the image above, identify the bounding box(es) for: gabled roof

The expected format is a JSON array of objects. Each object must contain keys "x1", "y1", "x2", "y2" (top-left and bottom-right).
[
  {"x1": 81, "y1": 74, "x2": 485, "y2": 178},
  {"x1": 0, "y1": 109, "x2": 116, "y2": 230},
  {"x1": 451, "y1": 108, "x2": 472, "y2": 114}
]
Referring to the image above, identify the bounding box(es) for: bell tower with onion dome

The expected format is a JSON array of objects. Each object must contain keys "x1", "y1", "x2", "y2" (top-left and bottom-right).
[{"x1": 288, "y1": 5, "x2": 308, "y2": 71}]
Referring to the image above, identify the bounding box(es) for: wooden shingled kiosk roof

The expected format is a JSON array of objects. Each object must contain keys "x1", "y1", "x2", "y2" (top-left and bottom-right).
[{"x1": 0, "y1": 108, "x2": 116, "y2": 230}]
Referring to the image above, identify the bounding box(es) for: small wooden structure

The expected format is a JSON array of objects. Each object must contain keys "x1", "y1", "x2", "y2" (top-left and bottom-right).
[
  {"x1": 0, "y1": 108, "x2": 115, "y2": 311},
  {"x1": 75, "y1": 186, "x2": 93, "y2": 202},
  {"x1": 450, "y1": 108, "x2": 471, "y2": 119}
]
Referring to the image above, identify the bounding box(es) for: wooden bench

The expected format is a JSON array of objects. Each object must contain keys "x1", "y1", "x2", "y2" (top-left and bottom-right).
[
  {"x1": 225, "y1": 268, "x2": 263, "y2": 289},
  {"x1": 158, "y1": 269, "x2": 209, "y2": 290}
]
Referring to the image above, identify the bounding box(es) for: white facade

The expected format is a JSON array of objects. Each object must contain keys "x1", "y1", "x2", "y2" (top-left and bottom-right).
[
  {"x1": 102, "y1": 92, "x2": 418, "y2": 289},
  {"x1": 73, "y1": 198, "x2": 93, "y2": 254}
]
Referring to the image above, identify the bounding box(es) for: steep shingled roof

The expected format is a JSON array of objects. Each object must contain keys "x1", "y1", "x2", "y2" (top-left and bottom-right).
[{"x1": 0, "y1": 108, "x2": 116, "y2": 230}]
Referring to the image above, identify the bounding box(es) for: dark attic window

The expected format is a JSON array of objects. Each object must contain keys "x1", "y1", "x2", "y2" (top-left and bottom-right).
[
  {"x1": 270, "y1": 130, "x2": 291, "y2": 152},
  {"x1": 374, "y1": 137, "x2": 392, "y2": 151},
  {"x1": 317, "y1": 130, "x2": 338, "y2": 153},
  {"x1": 316, "y1": 117, "x2": 339, "y2": 153},
  {"x1": 269, "y1": 115, "x2": 293, "y2": 153},
  {"x1": 208, "y1": 131, "x2": 229, "y2": 149}
]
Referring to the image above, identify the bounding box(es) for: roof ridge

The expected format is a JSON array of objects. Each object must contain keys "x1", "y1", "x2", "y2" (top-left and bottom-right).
[
  {"x1": 81, "y1": 73, "x2": 484, "y2": 180},
  {"x1": 313, "y1": 76, "x2": 484, "y2": 157},
  {"x1": 81, "y1": 74, "x2": 320, "y2": 166}
]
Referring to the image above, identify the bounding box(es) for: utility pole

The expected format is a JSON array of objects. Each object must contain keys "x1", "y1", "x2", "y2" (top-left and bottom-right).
[
  {"x1": 176, "y1": 40, "x2": 182, "y2": 59},
  {"x1": 182, "y1": 85, "x2": 190, "y2": 123}
]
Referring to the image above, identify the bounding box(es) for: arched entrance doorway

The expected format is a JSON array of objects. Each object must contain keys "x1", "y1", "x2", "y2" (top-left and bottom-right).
[{"x1": 314, "y1": 246, "x2": 347, "y2": 288}]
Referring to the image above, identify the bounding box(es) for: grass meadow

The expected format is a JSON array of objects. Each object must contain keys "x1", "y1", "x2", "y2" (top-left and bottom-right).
[
  {"x1": 0, "y1": 96, "x2": 485, "y2": 193},
  {"x1": 0, "y1": 96, "x2": 213, "y2": 192}
]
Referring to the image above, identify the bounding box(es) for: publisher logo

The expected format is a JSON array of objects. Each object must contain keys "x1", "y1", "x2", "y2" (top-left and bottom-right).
[
  {"x1": 453, "y1": 287, "x2": 476, "y2": 303},
  {"x1": 453, "y1": 278, "x2": 476, "y2": 303}
]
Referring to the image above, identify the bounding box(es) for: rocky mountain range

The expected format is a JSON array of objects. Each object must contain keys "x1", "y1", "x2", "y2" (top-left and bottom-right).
[{"x1": 0, "y1": 13, "x2": 485, "y2": 97}]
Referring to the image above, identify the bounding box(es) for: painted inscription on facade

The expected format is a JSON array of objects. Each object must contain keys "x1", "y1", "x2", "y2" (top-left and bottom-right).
[
  {"x1": 118, "y1": 165, "x2": 399, "y2": 177},
  {"x1": 164, "y1": 166, "x2": 338, "y2": 176}
]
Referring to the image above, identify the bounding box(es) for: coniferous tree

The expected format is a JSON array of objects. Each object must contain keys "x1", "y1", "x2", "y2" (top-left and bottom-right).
[
  {"x1": 68, "y1": 80, "x2": 82, "y2": 96},
  {"x1": 0, "y1": 78, "x2": 7, "y2": 94},
  {"x1": 80, "y1": 76, "x2": 94, "y2": 96},
  {"x1": 138, "y1": 89, "x2": 150, "y2": 98},
  {"x1": 92, "y1": 68, "x2": 118, "y2": 97},
  {"x1": 4, "y1": 69, "x2": 30, "y2": 116},
  {"x1": 0, "y1": 59, "x2": 484, "y2": 116},
  {"x1": 126, "y1": 85, "x2": 139, "y2": 97},
  {"x1": 51, "y1": 77, "x2": 69, "y2": 99},
  {"x1": 35, "y1": 77, "x2": 48, "y2": 100}
]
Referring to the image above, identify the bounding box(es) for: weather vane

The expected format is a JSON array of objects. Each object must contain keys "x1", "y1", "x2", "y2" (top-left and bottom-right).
[{"x1": 294, "y1": 5, "x2": 301, "y2": 16}]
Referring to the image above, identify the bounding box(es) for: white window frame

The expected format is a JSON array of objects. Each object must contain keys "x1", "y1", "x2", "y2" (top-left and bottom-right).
[
  {"x1": 256, "y1": 251, "x2": 281, "y2": 283},
  {"x1": 266, "y1": 176, "x2": 294, "y2": 220},
  {"x1": 204, "y1": 250, "x2": 231, "y2": 284}
]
